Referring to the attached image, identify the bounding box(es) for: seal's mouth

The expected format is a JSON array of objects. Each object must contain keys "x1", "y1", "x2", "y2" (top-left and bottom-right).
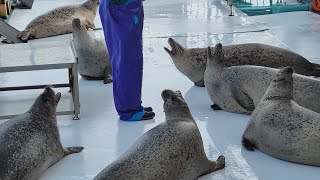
[
  {"x1": 164, "y1": 38, "x2": 177, "y2": 55},
  {"x1": 161, "y1": 89, "x2": 183, "y2": 101},
  {"x1": 72, "y1": 18, "x2": 85, "y2": 32},
  {"x1": 55, "y1": 92, "x2": 61, "y2": 103}
]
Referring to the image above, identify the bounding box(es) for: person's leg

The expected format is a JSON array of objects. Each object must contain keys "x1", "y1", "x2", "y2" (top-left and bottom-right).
[{"x1": 99, "y1": 0, "x2": 154, "y2": 121}]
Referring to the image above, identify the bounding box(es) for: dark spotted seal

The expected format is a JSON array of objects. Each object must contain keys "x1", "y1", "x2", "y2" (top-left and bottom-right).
[
  {"x1": 17, "y1": 0, "x2": 100, "y2": 41},
  {"x1": 0, "y1": 87, "x2": 83, "y2": 180},
  {"x1": 242, "y1": 67, "x2": 320, "y2": 166},
  {"x1": 164, "y1": 38, "x2": 320, "y2": 87},
  {"x1": 205, "y1": 43, "x2": 320, "y2": 114},
  {"x1": 94, "y1": 89, "x2": 225, "y2": 180},
  {"x1": 72, "y1": 18, "x2": 112, "y2": 84}
]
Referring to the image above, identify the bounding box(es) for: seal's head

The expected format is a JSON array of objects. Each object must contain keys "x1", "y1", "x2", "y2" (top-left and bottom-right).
[
  {"x1": 164, "y1": 38, "x2": 185, "y2": 58},
  {"x1": 263, "y1": 66, "x2": 294, "y2": 100},
  {"x1": 83, "y1": 0, "x2": 100, "y2": 10},
  {"x1": 161, "y1": 89, "x2": 192, "y2": 121},
  {"x1": 207, "y1": 43, "x2": 225, "y2": 68},
  {"x1": 30, "y1": 86, "x2": 61, "y2": 114},
  {"x1": 72, "y1": 18, "x2": 86, "y2": 34}
]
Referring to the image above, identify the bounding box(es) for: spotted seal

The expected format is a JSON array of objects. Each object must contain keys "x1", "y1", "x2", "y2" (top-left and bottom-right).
[
  {"x1": 242, "y1": 67, "x2": 320, "y2": 166},
  {"x1": 164, "y1": 38, "x2": 320, "y2": 87},
  {"x1": 0, "y1": 87, "x2": 84, "y2": 180},
  {"x1": 94, "y1": 89, "x2": 225, "y2": 180},
  {"x1": 17, "y1": 0, "x2": 100, "y2": 41},
  {"x1": 204, "y1": 43, "x2": 320, "y2": 114},
  {"x1": 72, "y1": 18, "x2": 112, "y2": 84}
]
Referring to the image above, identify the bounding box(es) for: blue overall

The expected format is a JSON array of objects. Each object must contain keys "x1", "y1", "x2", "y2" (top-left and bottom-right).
[{"x1": 99, "y1": 0, "x2": 144, "y2": 120}]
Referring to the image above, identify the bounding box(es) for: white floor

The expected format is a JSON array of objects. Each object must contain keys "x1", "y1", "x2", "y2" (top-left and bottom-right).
[{"x1": 1, "y1": 0, "x2": 320, "y2": 179}]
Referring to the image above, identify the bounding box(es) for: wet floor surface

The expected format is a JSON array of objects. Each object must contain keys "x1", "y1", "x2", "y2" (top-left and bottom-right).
[{"x1": 1, "y1": 0, "x2": 320, "y2": 179}]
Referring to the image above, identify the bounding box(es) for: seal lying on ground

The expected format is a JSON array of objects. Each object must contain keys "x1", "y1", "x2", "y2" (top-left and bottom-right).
[
  {"x1": 242, "y1": 67, "x2": 320, "y2": 166},
  {"x1": 94, "y1": 89, "x2": 225, "y2": 180},
  {"x1": 164, "y1": 38, "x2": 320, "y2": 87},
  {"x1": 0, "y1": 87, "x2": 84, "y2": 180},
  {"x1": 204, "y1": 43, "x2": 320, "y2": 114},
  {"x1": 17, "y1": 0, "x2": 100, "y2": 41},
  {"x1": 72, "y1": 18, "x2": 112, "y2": 84}
]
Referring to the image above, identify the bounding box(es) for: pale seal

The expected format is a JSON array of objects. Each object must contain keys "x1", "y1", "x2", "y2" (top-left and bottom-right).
[
  {"x1": 242, "y1": 67, "x2": 320, "y2": 166},
  {"x1": 94, "y1": 89, "x2": 225, "y2": 180},
  {"x1": 17, "y1": 0, "x2": 100, "y2": 41},
  {"x1": 204, "y1": 43, "x2": 320, "y2": 114},
  {"x1": 72, "y1": 18, "x2": 112, "y2": 84},
  {"x1": 0, "y1": 87, "x2": 84, "y2": 180},
  {"x1": 164, "y1": 38, "x2": 320, "y2": 87}
]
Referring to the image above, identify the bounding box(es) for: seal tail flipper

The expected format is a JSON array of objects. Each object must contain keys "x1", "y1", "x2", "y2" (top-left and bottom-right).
[
  {"x1": 17, "y1": 30, "x2": 32, "y2": 41},
  {"x1": 242, "y1": 136, "x2": 255, "y2": 151},
  {"x1": 63, "y1": 146, "x2": 84, "y2": 156},
  {"x1": 311, "y1": 63, "x2": 320, "y2": 77}
]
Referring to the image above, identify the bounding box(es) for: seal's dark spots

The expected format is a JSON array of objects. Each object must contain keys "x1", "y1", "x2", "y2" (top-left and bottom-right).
[{"x1": 286, "y1": 67, "x2": 293, "y2": 74}]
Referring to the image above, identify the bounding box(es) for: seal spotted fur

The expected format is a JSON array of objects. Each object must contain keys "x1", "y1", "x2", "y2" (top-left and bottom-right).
[
  {"x1": 205, "y1": 43, "x2": 320, "y2": 114},
  {"x1": 94, "y1": 89, "x2": 225, "y2": 180},
  {"x1": 0, "y1": 87, "x2": 83, "y2": 180},
  {"x1": 242, "y1": 67, "x2": 320, "y2": 166},
  {"x1": 72, "y1": 18, "x2": 112, "y2": 84},
  {"x1": 165, "y1": 38, "x2": 320, "y2": 87},
  {"x1": 17, "y1": 0, "x2": 99, "y2": 41}
]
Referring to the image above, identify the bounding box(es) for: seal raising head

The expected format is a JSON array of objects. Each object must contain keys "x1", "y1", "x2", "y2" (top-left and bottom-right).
[
  {"x1": 72, "y1": 18, "x2": 112, "y2": 84},
  {"x1": 242, "y1": 66, "x2": 320, "y2": 166},
  {"x1": 164, "y1": 38, "x2": 185, "y2": 57},
  {"x1": 0, "y1": 87, "x2": 83, "y2": 180},
  {"x1": 94, "y1": 89, "x2": 225, "y2": 180}
]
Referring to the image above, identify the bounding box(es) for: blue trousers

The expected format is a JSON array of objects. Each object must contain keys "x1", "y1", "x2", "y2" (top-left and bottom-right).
[{"x1": 99, "y1": 0, "x2": 144, "y2": 120}]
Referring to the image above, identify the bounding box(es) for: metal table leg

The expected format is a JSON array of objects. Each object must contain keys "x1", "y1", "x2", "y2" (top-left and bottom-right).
[{"x1": 70, "y1": 63, "x2": 80, "y2": 120}]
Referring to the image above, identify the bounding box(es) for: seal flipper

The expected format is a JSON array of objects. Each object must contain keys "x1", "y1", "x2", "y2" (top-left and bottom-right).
[
  {"x1": 104, "y1": 74, "x2": 113, "y2": 84},
  {"x1": 234, "y1": 90, "x2": 255, "y2": 112},
  {"x1": 211, "y1": 104, "x2": 222, "y2": 110},
  {"x1": 194, "y1": 79, "x2": 205, "y2": 87},
  {"x1": 242, "y1": 136, "x2": 255, "y2": 151},
  {"x1": 63, "y1": 146, "x2": 84, "y2": 156},
  {"x1": 203, "y1": 155, "x2": 225, "y2": 176},
  {"x1": 17, "y1": 30, "x2": 32, "y2": 41}
]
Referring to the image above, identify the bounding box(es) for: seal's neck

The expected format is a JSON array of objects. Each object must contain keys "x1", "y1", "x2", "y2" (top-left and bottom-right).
[
  {"x1": 165, "y1": 105, "x2": 195, "y2": 123},
  {"x1": 82, "y1": 0, "x2": 99, "y2": 12}
]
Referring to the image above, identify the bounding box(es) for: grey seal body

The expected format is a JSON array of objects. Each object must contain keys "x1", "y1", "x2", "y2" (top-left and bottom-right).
[
  {"x1": 204, "y1": 43, "x2": 320, "y2": 115},
  {"x1": 18, "y1": 0, "x2": 99, "y2": 41},
  {"x1": 164, "y1": 38, "x2": 320, "y2": 87},
  {"x1": 94, "y1": 90, "x2": 225, "y2": 180},
  {"x1": 0, "y1": 87, "x2": 83, "y2": 180},
  {"x1": 242, "y1": 67, "x2": 320, "y2": 166},
  {"x1": 72, "y1": 18, "x2": 112, "y2": 84}
]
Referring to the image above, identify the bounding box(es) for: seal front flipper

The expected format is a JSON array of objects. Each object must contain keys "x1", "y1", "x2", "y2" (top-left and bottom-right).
[
  {"x1": 104, "y1": 74, "x2": 113, "y2": 84},
  {"x1": 64, "y1": 146, "x2": 84, "y2": 156},
  {"x1": 17, "y1": 29, "x2": 32, "y2": 41},
  {"x1": 242, "y1": 136, "x2": 255, "y2": 151},
  {"x1": 234, "y1": 90, "x2": 255, "y2": 112},
  {"x1": 211, "y1": 104, "x2": 222, "y2": 110}
]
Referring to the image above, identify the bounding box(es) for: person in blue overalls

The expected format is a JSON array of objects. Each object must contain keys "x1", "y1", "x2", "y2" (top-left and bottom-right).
[{"x1": 99, "y1": 0, "x2": 155, "y2": 121}]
